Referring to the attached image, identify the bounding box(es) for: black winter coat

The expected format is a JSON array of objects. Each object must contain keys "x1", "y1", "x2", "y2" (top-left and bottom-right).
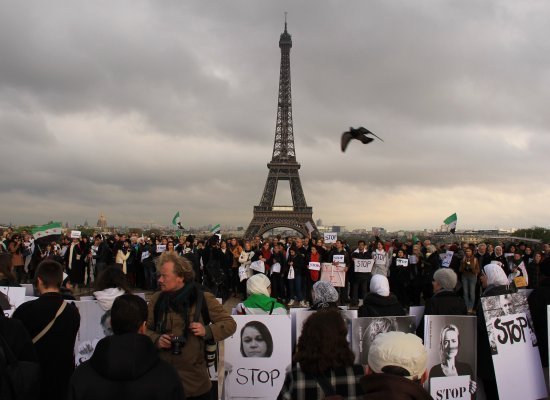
[
  {"x1": 68, "y1": 333, "x2": 184, "y2": 400},
  {"x1": 417, "y1": 290, "x2": 467, "y2": 338},
  {"x1": 358, "y1": 293, "x2": 406, "y2": 317},
  {"x1": 528, "y1": 278, "x2": 550, "y2": 367}
]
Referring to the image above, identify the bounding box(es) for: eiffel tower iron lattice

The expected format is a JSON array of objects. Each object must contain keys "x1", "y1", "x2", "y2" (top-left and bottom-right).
[{"x1": 245, "y1": 18, "x2": 318, "y2": 239}]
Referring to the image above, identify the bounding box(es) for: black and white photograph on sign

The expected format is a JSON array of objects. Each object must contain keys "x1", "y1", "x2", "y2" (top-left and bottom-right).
[
  {"x1": 424, "y1": 315, "x2": 477, "y2": 400},
  {"x1": 481, "y1": 292, "x2": 537, "y2": 355},
  {"x1": 224, "y1": 315, "x2": 291, "y2": 400},
  {"x1": 351, "y1": 316, "x2": 416, "y2": 365},
  {"x1": 481, "y1": 292, "x2": 547, "y2": 400},
  {"x1": 74, "y1": 300, "x2": 109, "y2": 365},
  {"x1": 0, "y1": 286, "x2": 26, "y2": 317}
]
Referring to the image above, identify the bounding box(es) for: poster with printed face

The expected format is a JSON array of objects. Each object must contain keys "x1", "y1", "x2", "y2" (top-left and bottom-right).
[
  {"x1": 294, "y1": 309, "x2": 357, "y2": 349},
  {"x1": 224, "y1": 315, "x2": 291, "y2": 400},
  {"x1": 351, "y1": 316, "x2": 416, "y2": 365},
  {"x1": 73, "y1": 300, "x2": 109, "y2": 366},
  {"x1": 481, "y1": 293, "x2": 547, "y2": 400},
  {"x1": 0, "y1": 286, "x2": 26, "y2": 317},
  {"x1": 424, "y1": 316, "x2": 476, "y2": 400},
  {"x1": 441, "y1": 251, "x2": 454, "y2": 268},
  {"x1": 409, "y1": 306, "x2": 425, "y2": 330},
  {"x1": 320, "y1": 263, "x2": 346, "y2": 287}
]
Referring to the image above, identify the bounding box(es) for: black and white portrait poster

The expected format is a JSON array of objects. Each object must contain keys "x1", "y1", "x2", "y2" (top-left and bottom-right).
[
  {"x1": 294, "y1": 309, "x2": 357, "y2": 347},
  {"x1": 351, "y1": 316, "x2": 416, "y2": 365},
  {"x1": 224, "y1": 315, "x2": 291, "y2": 400},
  {"x1": 0, "y1": 286, "x2": 26, "y2": 317},
  {"x1": 73, "y1": 300, "x2": 109, "y2": 366},
  {"x1": 481, "y1": 293, "x2": 547, "y2": 400},
  {"x1": 424, "y1": 315, "x2": 476, "y2": 400}
]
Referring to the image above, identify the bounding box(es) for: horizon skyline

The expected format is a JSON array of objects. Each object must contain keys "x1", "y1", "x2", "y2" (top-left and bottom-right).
[{"x1": 1, "y1": 1, "x2": 549, "y2": 231}]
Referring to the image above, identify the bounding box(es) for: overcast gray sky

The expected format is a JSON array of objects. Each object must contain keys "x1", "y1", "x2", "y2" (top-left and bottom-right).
[{"x1": 1, "y1": 0, "x2": 549, "y2": 231}]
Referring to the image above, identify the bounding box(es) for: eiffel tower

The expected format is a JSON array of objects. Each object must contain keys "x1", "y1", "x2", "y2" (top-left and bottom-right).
[{"x1": 245, "y1": 18, "x2": 318, "y2": 239}]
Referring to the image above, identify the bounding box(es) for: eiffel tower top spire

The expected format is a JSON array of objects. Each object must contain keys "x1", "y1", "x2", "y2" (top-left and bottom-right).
[{"x1": 272, "y1": 14, "x2": 295, "y2": 163}]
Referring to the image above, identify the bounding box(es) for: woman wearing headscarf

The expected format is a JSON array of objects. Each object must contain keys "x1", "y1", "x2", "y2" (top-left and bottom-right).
[
  {"x1": 236, "y1": 273, "x2": 287, "y2": 315},
  {"x1": 309, "y1": 280, "x2": 340, "y2": 310},
  {"x1": 477, "y1": 263, "x2": 516, "y2": 400},
  {"x1": 358, "y1": 275, "x2": 406, "y2": 317}
]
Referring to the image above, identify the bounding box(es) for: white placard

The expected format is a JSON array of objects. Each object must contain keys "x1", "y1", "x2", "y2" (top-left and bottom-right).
[
  {"x1": 396, "y1": 258, "x2": 409, "y2": 267},
  {"x1": 481, "y1": 293, "x2": 547, "y2": 400},
  {"x1": 156, "y1": 244, "x2": 166, "y2": 253},
  {"x1": 308, "y1": 262, "x2": 321, "y2": 271},
  {"x1": 504, "y1": 253, "x2": 514, "y2": 259},
  {"x1": 441, "y1": 251, "x2": 454, "y2": 268},
  {"x1": 424, "y1": 316, "x2": 476, "y2": 399},
  {"x1": 70, "y1": 230, "x2": 82, "y2": 239},
  {"x1": 354, "y1": 258, "x2": 374, "y2": 273},
  {"x1": 332, "y1": 254, "x2": 345, "y2": 264},
  {"x1": 408, "y1": 254, "x2": 418, "y2": 264},
  {"x1": 74, "y1": 300, "x2": 108, "y2": 366},
  {"x1": 305, "y1": 221, "x2": 314, "y2": 233},
  {"x1": 430, "y1": 376, "x2": 470, "y2": 400},
  {"x1": 0, "y1": 286, "x2": 27, "y2": 317},
  {"x1": 140, "y1": 251, "x2": 150, "y2": 262},
  {"x1": 224, "y1": 315, "x2": 291, "y2": 400},
  {"x1": 324, "y1": 232, "x2": 337, "y2": 244},
  {"x1": 271, "y1": 262, "x2": 281, "y2": 273},
  {"x1": 250, "y1": 260, "x2": 265, "y2": 273}
]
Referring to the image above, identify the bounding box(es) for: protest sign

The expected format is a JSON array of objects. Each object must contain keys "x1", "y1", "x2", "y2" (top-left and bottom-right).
[
  {"x1": 351, "y1": 316, "x2": 416, "y2": 365},
  {"x1": 250, "y1": 260, "x2": 265, "y2": 273},
  {"x1": 396, "y1": 258, "x2": 409, "y2": 267},
  {"x1": 320, "y1": 263, "x2": 346, "y2": 287},
  {"x1": 354, "y1": 258, "x2": 374, "y2": 273},
  {"x1": 324, "y1": 232, "x2": 337, "y2": 244},
  {"x1": 73, "y1": 300, "x2": 108, "y2": 366},
  {"x1": 70, "y1": 230, "x2": 82, "y2": 239},
  {"x1": 271, "y1": 262, "x2": 281, "y2": 273},
  {"x1": 156, "y1": 244, "x2": 166, "y2": 253},
  {"x1": 409, "y1": 254, "x2": 418, "y2": 264},
  {"x1": 308, "y1": 262, "x2": 321, "y2": 271},
  {"x1": 441, "y1": 251, "x2": 454, "y2": 268},
  {"x1": 305, "y1": 221, "x2": 314, "y2": 234},
  {"x1": 332, "y1": 254, "x2": 345, "y2": 264},
  {"x1": 0, "y1": 286, "x2": 26, "y2": 317},
  {"x1": 424, "y1": 316, "x2": 476, "y2": 399},
  {"x1": 140, "y1": 251, "x2": 150, "y2": 262},
  {"x1": 224, "y1": 315, "x2": 291, "y2": 400},
  {"x1": 430, "y1": 376, "x2": 470, "y2": 400},
  {"x1": 481, "y1": 292, "x2": 547, "y2": 400}
]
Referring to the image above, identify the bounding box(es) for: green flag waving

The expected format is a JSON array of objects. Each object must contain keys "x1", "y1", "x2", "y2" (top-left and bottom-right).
[{"x1": 443, "y1": 213, "x2": 458, "y2": 234}]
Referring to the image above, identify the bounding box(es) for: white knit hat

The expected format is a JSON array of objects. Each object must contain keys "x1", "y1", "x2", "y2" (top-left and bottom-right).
[{"x1": 368, "y1": 331, "x2": 427, "y2": 381}]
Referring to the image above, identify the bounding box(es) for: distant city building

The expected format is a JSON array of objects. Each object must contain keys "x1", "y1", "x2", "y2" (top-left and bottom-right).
[
  {"x1": 97, "y1": 212, "x2": 108, "y2": 230},
  {"x1": 372, "y1": 227, "x2": 386, "y2": 236}
]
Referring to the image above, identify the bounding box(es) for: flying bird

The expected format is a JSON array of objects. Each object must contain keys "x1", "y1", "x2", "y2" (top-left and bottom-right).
[{"x1": 341, "y1": 126, "x2": 383, "y2": 152}]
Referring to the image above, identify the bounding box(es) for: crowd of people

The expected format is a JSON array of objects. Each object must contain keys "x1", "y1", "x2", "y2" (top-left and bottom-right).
[{"x1": 1, "y1": 226, "x2": 550, "y2": 399}]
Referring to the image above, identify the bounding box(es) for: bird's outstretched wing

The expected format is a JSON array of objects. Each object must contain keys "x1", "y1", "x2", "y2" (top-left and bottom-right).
[{"x1": 341, "y1": 131, "x2": 354, "y2": 152}]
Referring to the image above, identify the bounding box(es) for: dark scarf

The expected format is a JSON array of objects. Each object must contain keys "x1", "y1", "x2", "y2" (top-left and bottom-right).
[{"x1": 154, "y1": 281, "x2": 197, "y2": 339}]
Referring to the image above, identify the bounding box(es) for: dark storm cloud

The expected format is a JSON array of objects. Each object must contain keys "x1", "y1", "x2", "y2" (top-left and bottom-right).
[{"x1": 1, "y1": 0, "x2": 549, "y2": 229}]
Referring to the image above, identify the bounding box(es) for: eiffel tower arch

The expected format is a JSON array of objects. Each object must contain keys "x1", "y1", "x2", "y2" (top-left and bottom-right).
[{"x1": 245, "y1": 18, "x2": 318, "y2": 239}]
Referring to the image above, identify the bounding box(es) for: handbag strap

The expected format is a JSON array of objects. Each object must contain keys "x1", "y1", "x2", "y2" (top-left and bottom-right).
[{"x1": 32, "y1": 300, "x2": 67, "y2": 344}]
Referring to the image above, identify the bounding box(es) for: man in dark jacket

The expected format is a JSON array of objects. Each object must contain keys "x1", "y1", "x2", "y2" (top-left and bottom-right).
[
  {"x1": 68, "y1": 294, "x2": 184, "y2": 400},
  {"x1": 12, "y1": 260, "x2": 81, "y2": 400},
  {"x1": 417, "y1": 268, "x2": 467, "y2": 339}
]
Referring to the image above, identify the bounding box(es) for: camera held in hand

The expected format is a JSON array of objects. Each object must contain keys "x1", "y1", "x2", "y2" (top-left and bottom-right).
[{"x1": 171, "y1": 336, "x2": 186, "y2": 355}]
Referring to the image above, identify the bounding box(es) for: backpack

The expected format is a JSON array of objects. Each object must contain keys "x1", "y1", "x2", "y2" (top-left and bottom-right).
[{"x1": 0, "y1": 331, "x2": 41, "y2": 400}]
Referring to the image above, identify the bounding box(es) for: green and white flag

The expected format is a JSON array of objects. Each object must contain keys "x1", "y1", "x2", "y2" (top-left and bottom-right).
[
  {"x1": 171, "y1": 211, "x2": 180, "y2": 226},
  {"x1": 443, "y1": 213, "x2": 458, "y2": 234},
  {"x1": 32, "y1": 222, "x2": 63, "y2": 239},
  {"x1": 210, "y1": 224, "x2": 221, "y2": 234}
]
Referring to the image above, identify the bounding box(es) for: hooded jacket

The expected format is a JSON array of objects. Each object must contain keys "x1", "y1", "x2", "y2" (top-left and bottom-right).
[
  {"x1": 358, "y1": 293, "x2": 406, "y2": 318},
  {"x1": 360, "y1": 374, "x2": 432, "y2": 400},
  {"x1": 68, "y1": 333, "x2": 184, "y2": 400}
]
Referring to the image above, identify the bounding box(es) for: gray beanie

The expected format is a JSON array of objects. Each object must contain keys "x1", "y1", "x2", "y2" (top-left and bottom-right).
[
  {"x1": 433, "y1": 268, "x2": 457, "y2": 290},
  {"x1": 312, "y1": 281, "x2": 339, "y2": 304}
]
